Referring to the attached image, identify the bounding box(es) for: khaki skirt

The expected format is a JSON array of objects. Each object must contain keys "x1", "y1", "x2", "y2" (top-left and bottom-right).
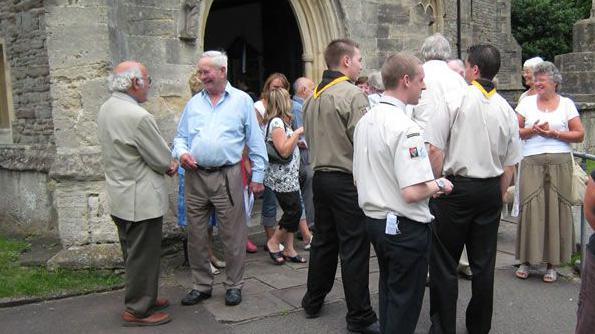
[{"x1": 516, "y1": 152, "x2": 574, "y2": 266}]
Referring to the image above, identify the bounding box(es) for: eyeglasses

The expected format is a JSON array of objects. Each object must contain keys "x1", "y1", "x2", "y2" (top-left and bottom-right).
[{"x1": 136, "y1": 76, "x2": 152, "y2": 86}]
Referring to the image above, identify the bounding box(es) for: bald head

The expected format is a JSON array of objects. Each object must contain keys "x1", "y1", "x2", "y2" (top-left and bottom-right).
[
  {"x1": 293, "y1": 77, "x2": 315, "y2": 99},
  {"x1": 109, "y1": 61, "x2": 151, "y2": 103}
]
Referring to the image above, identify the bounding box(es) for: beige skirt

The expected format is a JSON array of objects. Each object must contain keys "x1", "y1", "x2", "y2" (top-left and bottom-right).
[{"x1": 516, "y1": 152, "x2": 574, "y2": 266}]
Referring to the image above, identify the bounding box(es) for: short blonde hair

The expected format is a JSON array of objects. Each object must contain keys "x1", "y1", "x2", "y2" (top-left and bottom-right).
[{"x1": 188, "y1": 69, "x2": 203, "y2": 96}]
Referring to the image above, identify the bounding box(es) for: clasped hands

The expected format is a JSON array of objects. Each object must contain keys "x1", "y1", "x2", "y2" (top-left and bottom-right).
[{"x1": 531, "y1": 121, "x2": 558, "y2": 138}]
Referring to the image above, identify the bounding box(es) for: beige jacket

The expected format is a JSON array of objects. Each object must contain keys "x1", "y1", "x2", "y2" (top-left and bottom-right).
[
  {"x1": 97, "y1": 92, "x2": 171, "y2": 222},
  {"x1": 303, "y1": 79, "x2": 369, "y2": 174}
]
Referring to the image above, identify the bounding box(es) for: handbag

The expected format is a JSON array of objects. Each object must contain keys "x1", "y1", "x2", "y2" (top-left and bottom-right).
[
  {"x1": 571, "y1": 153, "x2": 588, "y2": 205},
  {"x1": 265, "y1": 118, "x2": 292, "y2": 164}
]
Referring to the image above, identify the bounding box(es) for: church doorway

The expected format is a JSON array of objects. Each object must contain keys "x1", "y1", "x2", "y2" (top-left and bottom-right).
[{"x1": 204, "y1": 0, "x2": 303, "y2": 97}]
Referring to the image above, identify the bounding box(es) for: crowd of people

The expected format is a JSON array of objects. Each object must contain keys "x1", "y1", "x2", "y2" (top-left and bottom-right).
[{"x1": 96, "y1": 33, "x2": 592, "y2": 333}]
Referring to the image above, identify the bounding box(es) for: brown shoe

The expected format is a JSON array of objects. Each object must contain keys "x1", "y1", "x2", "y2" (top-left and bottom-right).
[
  {"x1": 122, "y1": 311, "x2": 171, "y2": 327},
  {"x1": 153, "y1": 298, "x2": 170, "y2": 311}
]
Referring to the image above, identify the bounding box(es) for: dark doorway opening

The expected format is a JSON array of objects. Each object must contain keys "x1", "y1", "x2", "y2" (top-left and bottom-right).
[{"x1": 204, "y1": 0, "x2": 303, "y2": 98}]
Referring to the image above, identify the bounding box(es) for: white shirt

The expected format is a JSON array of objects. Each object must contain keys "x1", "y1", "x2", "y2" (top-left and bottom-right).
[
  {"x1": 368, "y1": 93, "x2": 382, "y2": 108},
  {"x1": 424, "y1": 82, "x2": 522, "y2": 178},
  {"x1": 516, "y1": 95, "x2": 579, "y2": 157},
  {"x1": 413, "y1": 60, "x2": 468, "y2": 131},
  {"x1": 353, "y1": 96, "x2": 435, "y2": 223}
]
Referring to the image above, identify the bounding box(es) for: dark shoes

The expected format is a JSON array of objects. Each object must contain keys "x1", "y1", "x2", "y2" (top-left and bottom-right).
[
  {"x1": 122, "y1": 311, "x2": 171, "y2": 327},
  {"x1": 225, "y1": 288, "x2": 242, "y2": 306},
  {"x1": 348, "y1": 320, "x2": 381, "y2": 334},
  {"x1": 181, "y1": 289, "x2": 211, "y2": 306}
]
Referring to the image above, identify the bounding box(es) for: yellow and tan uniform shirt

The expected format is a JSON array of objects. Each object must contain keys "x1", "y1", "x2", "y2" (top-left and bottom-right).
[
  {"x1": 302, "y1": 76, "x2": 369, "y2": 174},
  {"x1": 424, "y1": 81, "x2": 522, "y2": 178},
  {"x1": 353, "y1": 96, "x2": 435, "y2": 223}
]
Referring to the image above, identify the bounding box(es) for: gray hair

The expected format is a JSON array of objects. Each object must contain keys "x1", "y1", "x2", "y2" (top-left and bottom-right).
[
  {"x1": 368, "y1": 71, "x2": 384, "y2": 90},
  {"x1": 108, "y1": 67, "x2": 143, "y2": 92},
  {"x1": 200, "y1": 50, "x2": 228, "y2": 69},
  {"x1": 420, "y1": 33, "x2": 452, "y2": 62},
  {"x1": 523, "y1": 56, "x2": 544, "y2": 69},
  {"x1": 533, "y1": 61, "x2": 562, "y2": 86}
]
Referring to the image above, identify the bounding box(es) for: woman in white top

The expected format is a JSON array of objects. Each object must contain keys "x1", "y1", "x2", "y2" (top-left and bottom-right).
[
  {"x1": 518, "y1": 56, "x2": 544, "y2": 103},
  {"x1": 263, "y1": 88, "x2": 307, "y2": 265},
  {"x1": 256, "y1": 74, "x2": 313, "y2": 252},
  {"x1": 515, "y1": 61, "x2": 584, "y2": 282}
]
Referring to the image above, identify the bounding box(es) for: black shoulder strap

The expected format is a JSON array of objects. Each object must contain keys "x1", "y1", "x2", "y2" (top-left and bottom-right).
[{"x1": 265, "y1": 117, "x2": 287, "y2": 140}]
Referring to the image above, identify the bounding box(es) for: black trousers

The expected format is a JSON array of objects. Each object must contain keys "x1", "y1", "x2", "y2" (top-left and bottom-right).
[
  {"x1": 429, "y1": 176, "x2": 502, "y2": 334},
  {"x1": 367, "y1": 216, "x2": 431, "y2": 334},
  {"x1": 302, "y1": 171, "x2": 377, "y2": 328},
  {"x1": 112, "y1": 215, "x2": 163, "y2": 317},
  {"x1": 274, "y1": 190, "x2": 301, "y2": 233}
]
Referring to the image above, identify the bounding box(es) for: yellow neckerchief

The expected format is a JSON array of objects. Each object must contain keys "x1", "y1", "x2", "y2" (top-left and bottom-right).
[
  {"x1": 471, "y1": 80, "x2": 496, "y2": 98},
  {"x1": 313, "y1": 76, "x2": 350, "y2": 99}
]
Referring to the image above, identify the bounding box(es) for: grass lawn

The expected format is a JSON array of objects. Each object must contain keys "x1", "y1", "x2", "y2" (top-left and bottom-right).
[{"x1": 0, "y1": 237, "x2": 124, "y2": 299}]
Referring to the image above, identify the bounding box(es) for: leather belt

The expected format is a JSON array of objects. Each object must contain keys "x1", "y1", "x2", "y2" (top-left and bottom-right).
[{"x1": 196, "y1": 164, "x2": 235, "y2": 173}]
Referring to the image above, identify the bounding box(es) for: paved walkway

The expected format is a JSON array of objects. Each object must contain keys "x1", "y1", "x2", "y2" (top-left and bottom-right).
[{"x1": 0, "y1": 219, "x2": 582, "y2": 333}]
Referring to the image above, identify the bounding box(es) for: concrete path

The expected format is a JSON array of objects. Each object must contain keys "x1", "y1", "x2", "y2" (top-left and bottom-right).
[{"x1": 0, "y1": 219, "x2": 582, "y2": 333}]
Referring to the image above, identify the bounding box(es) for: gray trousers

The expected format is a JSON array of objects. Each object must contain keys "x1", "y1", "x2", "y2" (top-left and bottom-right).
[
  {"x1": 185, "y1": 164, "x2": 247, "y2": 292},
  {"x1": 112, "y1": 215, "x2": 163, "y2": 317},
  {"x1": 300, "y1": 148, "x2": 315, "y2": 226}
]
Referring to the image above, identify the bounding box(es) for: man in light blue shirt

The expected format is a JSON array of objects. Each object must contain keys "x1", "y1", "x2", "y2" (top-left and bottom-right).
[
  {"x1": 174, "y1": 50, "x2": 267, "y2": 307},
  {"x1": 292, "y1": 77, "x2": 316, "y2": 231}
]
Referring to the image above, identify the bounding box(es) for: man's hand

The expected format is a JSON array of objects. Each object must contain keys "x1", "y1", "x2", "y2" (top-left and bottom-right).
[
  {"x1": 432, "y1": 177, "x2": 454, "y2": 198},
  {"x1": 166, "y1": 160, "x2": 179, "y2": 176},
  {"x1": 250, "y1": 182, "x2": 264, "y2": 196},
  {"x1": 180, "y1": 153, "x2": 198, "y2": 170}
]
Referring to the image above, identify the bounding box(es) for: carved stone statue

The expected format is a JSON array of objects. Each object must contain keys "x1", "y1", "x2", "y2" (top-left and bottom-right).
[{"x1": 180, "y1": 0, "x2": 200, "y2": 41}]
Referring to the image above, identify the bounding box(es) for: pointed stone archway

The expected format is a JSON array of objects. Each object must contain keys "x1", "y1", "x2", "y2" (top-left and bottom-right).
[{"x1": 197, "y1": 0, "x2": 344, "y2": 81}]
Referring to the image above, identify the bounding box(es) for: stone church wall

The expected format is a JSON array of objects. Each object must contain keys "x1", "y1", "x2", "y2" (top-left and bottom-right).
[{"x1": 0, "y1": 0, "x2": 53, "y2": 144}]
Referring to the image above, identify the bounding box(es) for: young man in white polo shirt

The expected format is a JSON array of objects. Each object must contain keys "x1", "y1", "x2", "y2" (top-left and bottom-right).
[{"x1": 353, "y1": 53, "x2": 454, "y2": 334}]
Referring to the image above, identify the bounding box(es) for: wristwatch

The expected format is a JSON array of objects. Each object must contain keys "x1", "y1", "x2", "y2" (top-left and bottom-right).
[{"x1": 435, "y1": 179, "x2": 445, "y2": 192}]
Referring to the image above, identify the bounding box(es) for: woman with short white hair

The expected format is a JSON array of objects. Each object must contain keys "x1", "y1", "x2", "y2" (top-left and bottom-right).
[{"x1": 518, "y1": 56, "x2": 544, "y2": 102}]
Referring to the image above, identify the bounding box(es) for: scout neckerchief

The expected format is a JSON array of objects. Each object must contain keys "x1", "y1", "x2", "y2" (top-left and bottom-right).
[
  {"x1": 313, "y1": 76, "x2": 350, "y2": 99},
  {"x1": 471, "y1": 80, "x2": 496, "y2": 99}
]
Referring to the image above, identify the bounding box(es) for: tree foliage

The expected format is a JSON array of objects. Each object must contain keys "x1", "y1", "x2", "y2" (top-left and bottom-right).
[{"x1": 512, "y1": 0, "x2": 591, "y2": 62}]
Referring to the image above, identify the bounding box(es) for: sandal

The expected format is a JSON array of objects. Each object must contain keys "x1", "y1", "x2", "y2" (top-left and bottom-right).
[
  {"x1": 515, "y1": 264, "x2": 529, "y2": 279},
  {"x1": 268, "y1": 250, "x2": 285, "y2": 265},
  {"x1": 543, "y1": 269, "x2": 557, "y2": 283},
  {"x1": 283, "y1": 254, "x2": 307, "y2": 263}
]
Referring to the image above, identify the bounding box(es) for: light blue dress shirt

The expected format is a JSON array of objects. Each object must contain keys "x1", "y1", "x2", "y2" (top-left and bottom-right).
[{"x1": 173, "y1": 82, "x2": 268, "y2": 183}]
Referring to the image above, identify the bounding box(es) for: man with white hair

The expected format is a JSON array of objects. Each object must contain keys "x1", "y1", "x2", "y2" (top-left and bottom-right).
[
  {"x1": 292, "y1": 77, "x2": 316, "y2": 234},
  {"x1": 173, "y1": 51, "x2": 267, "y2": 307},
  {"x1": 97, "y1": 61, "x2": 178, "y2": 326},
  {"x1": 367, "y1": 71, "x2": 384, "y2": 107},
  {"x1": 413, "y1": 33, "x2": 467, "y2": 132}
]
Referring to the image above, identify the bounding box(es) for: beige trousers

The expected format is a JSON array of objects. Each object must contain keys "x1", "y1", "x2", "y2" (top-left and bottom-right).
[
  {"x1": 185, "y1": 164, "x2": 247, "y2": 292},
  {"x1": 516, "y1": 153, "x2": 574, "y2": 266}
]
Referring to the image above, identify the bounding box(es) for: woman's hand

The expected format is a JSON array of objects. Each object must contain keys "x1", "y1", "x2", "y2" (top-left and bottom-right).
[
  {"x1": 533, "y1": 122, "x2": 558, "y2": 138},
  {"x1": 294, "y1": 127, "x2": 304, "y2": 137}
]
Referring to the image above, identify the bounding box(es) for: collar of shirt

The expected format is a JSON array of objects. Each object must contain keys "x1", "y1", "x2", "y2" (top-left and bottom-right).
[
  {"x1": 293, "y1": 96, "x2": 304, "y2": 106},
  {"x1": 198, "y1": 81, "x2": 232, "y2": 107},
  {"x1": 111, "y1": 91, "x2": 139, "y2": 105},
  {"x1": 378, "y1": 95, "x2": 406, "y2": 111}
]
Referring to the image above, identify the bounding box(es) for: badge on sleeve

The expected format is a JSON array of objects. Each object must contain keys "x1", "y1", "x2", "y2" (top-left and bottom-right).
[{"x1": 409, "y1": 147, "x2": 419, "y2": 158}]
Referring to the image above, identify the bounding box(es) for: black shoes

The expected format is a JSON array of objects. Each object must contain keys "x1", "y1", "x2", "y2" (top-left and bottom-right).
[
  {"x1": 225, "y1": 288, "x2": 242, "y2": 306},
  {"x1": 347, "y1": 320, "x2": 381, "y2": 334},
  {"x1": 181, "y1": 289, "x2": 211, "y2": 306}
]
